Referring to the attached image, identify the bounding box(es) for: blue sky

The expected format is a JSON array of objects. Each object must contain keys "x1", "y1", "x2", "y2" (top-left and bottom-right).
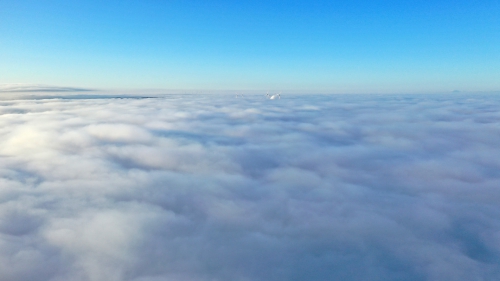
[{"x1": 1, "y1": 0, "x2": 499, "y2": 93}]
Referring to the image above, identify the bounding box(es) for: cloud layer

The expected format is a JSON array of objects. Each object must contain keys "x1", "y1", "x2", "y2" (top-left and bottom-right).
[{"x1": 1, "y1": 94, "x2": 500, "y2": 281}]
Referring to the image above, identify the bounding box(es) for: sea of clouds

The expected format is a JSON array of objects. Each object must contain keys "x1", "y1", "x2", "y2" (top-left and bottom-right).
[{"x1": 0, "y1": 93, "x2": 499, "y2": 281}]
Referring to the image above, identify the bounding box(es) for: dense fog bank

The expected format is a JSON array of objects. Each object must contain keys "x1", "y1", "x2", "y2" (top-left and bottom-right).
[{"x1": 1, "y1": 94, "x2": 500, "y2": 281}]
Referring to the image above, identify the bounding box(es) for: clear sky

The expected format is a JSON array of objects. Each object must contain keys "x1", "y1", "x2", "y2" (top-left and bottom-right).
[{"x1": 1, "y1": 0, "x2": 499, "y2": 93}]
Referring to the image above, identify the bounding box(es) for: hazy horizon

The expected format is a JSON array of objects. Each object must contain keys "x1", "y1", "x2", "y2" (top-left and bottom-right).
[{"x1": 1, "y1": 83, "x2": 500, "y2": 96}]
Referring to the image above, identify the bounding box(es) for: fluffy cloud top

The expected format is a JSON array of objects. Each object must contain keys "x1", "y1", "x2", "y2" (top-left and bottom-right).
[{"x1": 1, "y1": 94, "x2": 500, "y2": 281}]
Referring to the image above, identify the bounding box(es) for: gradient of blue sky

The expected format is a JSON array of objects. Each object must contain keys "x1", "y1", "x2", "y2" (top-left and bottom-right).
[{"x1": 1, "y1": 0, "x2": 499, "y2": 93}]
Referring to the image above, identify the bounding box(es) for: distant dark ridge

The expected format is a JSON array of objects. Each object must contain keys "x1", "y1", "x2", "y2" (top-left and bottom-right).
[
  {"x1": 0, "y1": 94, "x2": 158, "y2": 101},
  {"x1": 0, "y1": 87, "x2": 93, "y2": 93},
  {"x1": 51, "y1": 95, "x2": 156, "y2": 100}
]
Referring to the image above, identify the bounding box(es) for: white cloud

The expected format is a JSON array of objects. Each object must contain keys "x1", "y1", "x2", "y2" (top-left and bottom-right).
[{"x1": 0, "y1": 94, "x2": 500, "y2": 280}]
